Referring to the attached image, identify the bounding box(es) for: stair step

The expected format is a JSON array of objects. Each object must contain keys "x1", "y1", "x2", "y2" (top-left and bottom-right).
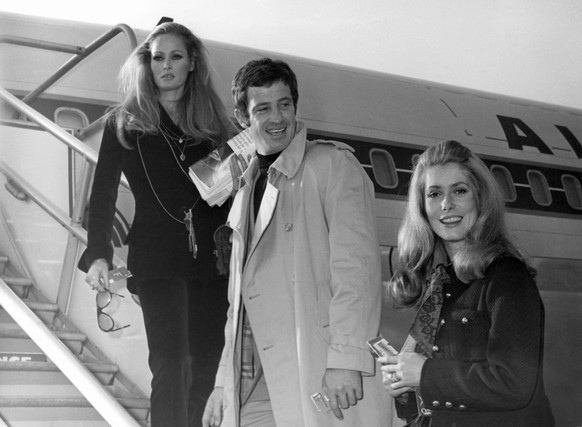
[
  {"x1": 0, "y1": 383, "x2": 117, "y2": 398},
  {"x1": 0, "y1": 300, "x2": 59, "y2": 325},
  {"x1": 0, "y1": 395, "x2": 150, "y2": 409},
  {"x1": 0, "y1": 359, "x2": 119, "y2": 386},
  {"x1": 0, "y1": 276, "x2": 33, "y2": 298},
  {"x1": 0, "y1": 383, "x2": 135, "y2": 399},
  {"x1": 0, "y1": 396, "x2": 150, "y2": 424},
  {"x1": 0, "y1": 258, "x2": 148, "y2": 425},
  {"x1": 0, "y1": 324, "x2": 86, "y2": 354},
  {"x1": 0, "y1": 407, "x2": 114, "y2": 426}
]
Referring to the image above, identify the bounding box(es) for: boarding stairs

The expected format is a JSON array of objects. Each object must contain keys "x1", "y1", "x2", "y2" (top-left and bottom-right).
[
  {"x1": 0, "y1": 21, "x2": 152, "y2": 425},
  {"x1": 0, "y1": 254, "x2": 150, "y2": 426}
]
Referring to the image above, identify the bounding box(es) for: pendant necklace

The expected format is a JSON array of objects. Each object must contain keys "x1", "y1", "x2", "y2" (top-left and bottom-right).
[
  {"x1": 137, "y1": 136, "x2": 200, "y2": 258},
  {"x1": 159, "y1": 122, "x2": 193, "y2": 162}
]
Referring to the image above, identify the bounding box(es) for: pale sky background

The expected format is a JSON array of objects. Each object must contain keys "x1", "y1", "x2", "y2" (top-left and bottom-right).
[{"x1": 2, "y1": 0, "x2": 582, "y2": 109}]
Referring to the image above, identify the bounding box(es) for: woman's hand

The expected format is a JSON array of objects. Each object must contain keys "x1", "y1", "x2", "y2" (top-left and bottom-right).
[
  {"x1": 379, "y1": 352, "x2": 427, "y2": 397},
  {"x1": 85, "y1": 259, "x2": 110, "y2": 292}
]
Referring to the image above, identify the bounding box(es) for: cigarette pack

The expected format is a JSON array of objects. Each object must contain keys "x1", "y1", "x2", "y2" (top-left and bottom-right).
[
  {"x1": 310, "y1": 391, "x2": 331, "y2": 413},
  {"x1": 367, "y1": 336, "x2": 399, "y2": 359}
]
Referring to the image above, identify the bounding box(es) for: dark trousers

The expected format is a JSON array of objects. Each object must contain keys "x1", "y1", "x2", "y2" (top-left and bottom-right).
[{"x1": 136, "y1": 276, "x2": 228, "y2": 427}]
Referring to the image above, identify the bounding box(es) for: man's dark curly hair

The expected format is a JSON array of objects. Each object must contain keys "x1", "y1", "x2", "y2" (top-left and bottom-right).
[{"x1": 232, "y1": 57, "x2": 299, "y2": 120}]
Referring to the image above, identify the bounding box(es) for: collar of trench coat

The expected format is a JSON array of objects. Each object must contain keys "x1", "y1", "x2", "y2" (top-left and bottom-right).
[{"x1": 227, "y1": 121, "x2": 307, "y2": 231}]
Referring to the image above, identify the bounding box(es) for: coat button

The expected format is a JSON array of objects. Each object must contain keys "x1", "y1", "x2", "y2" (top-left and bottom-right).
[
  {"x1": 462, "y1": 317, "x2": 469, "y2": 324},
  {"x1": 285, "y1": 223, "x2": 293, "y2": 231},
  {"x1": 432, "y1": 345, "x2": 439, "y2": 353},
  {"x1": 445, "y1": 401, "x2": 453, "y2": 408},
  {"x1": 432, "y1": 401, "x2": 440, "y2": 407},
  {"x1": 440, "y1": 318, "x2": 446, "y2": 325},
  {"x1": 445, "y1": 293, "x2": 452, "y2": 298},
  {"x1": 459, "y1": 404, "x2": 467, "y2": 410}
]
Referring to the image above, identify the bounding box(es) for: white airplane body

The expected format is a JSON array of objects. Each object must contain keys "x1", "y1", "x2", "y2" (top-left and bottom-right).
[{"x1": 1, "y1": 12, "x2": 580, "y2": 426}]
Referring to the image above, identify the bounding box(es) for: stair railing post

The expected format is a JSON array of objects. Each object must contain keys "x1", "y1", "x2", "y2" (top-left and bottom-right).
[
  {"x1": 57, "y1": 159, "x2": 94, "y2": 315},
  {"x1": 0, "y1": 279, "x2": 141, "y2": 426}
]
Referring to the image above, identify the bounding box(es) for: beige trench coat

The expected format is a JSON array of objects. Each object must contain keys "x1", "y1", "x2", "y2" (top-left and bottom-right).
[{"x1": 215, "y1": 124, "x2": 399, "y2": 426}]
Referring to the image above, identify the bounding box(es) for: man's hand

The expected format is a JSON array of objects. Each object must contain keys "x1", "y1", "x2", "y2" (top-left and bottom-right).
[
  {"x1": 322, "y1": 368, "x2": 363, "y2": 420},
  {"x1": 202, "y1": 387, "x2": 224, "y2": 427}
]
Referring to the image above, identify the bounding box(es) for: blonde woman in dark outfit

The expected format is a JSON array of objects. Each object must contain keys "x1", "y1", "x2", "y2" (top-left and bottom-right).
[
  {"x1": 381, "y1": 140, "x2": 554, "y2": 427},
  {"x1": 79, "y1": 22, "x2": 234, "y2": 426}
]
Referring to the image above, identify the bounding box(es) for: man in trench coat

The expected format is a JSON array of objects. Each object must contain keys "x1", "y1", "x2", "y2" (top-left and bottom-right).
[{"x1": 202, "y1": 58, "x2": 398, "y2": 427}]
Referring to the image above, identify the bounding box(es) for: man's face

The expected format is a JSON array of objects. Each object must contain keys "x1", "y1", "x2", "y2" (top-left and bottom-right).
[{"x1": 237, "y1": 81, "x2": 297, "y2": 155}]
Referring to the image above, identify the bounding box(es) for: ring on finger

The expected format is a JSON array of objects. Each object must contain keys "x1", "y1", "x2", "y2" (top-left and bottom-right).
[{"x1": 389, "y1": 372, "x2": 398, "y2": 382}]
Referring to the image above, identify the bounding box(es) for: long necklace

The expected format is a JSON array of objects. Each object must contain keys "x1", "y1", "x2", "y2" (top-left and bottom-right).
[{"x1": 137, "y1": 136, "x2": 199, "y2": 258}]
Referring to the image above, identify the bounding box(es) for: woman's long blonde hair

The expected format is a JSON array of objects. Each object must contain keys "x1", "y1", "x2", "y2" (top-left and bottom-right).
[
  {"x1": 108, "y1": 22, "x2": 233, "y2": 147},
  {"x1": 389, "y1": 140, "x2": 525, "y2": 307}
]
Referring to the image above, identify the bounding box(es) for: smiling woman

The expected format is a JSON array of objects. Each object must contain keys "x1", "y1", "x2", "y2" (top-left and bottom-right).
[{"x1": 382, "y1": 140, "x2": 554, "y2": 427}]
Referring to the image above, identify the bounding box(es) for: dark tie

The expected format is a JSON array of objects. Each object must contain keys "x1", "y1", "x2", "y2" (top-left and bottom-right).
[
  {"x1": 253, "y1": 167, "x2": 269, "y2": 219},
  {"x1": 252, "y1": 151, "x2": 280, "y2": 219}
]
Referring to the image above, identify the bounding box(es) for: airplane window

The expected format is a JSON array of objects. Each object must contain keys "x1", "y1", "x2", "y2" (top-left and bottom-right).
[
  {"x1": 370, "y1": 149, "x2": 398, "y2": 189},
  {"x1": 54, "y1": 106, "x2": 89, "y2": 134},
  {"x1": 562, "y1": 174, "x2": 582, "y2": 210},
  {"x1": 491, "y1": 165, "x2": 516, "y2": 202},
  {"x1": 527, "y1": 170, "x2": 552, "y2": 206}
]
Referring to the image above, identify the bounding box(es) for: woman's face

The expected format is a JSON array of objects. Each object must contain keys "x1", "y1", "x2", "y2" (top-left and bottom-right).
[
  {"x1": 150, "y1": 33, "x2": 194, "y2": 99},
  {"x1": 424, "y1": 163, "x2": 478, "y2": 258}
]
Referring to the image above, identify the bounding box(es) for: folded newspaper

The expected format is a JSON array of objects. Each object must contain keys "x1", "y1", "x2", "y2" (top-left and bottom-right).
[{"x1": 189, "y1": 128, "x2": 255, "y2": 206}]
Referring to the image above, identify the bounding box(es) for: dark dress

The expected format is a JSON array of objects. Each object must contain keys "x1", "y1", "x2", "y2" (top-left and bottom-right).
[
  {"x1": 413, "y1": 257, "x2": 554, "y2": 427},
  {"x1": 78, "y1": 108, "x2": 230, "y2": 427}
]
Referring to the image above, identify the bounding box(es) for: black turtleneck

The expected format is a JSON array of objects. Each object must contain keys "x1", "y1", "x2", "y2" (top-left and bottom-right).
[{"x1": 253, "y1": 151, "x2": 281, "y2": 218}]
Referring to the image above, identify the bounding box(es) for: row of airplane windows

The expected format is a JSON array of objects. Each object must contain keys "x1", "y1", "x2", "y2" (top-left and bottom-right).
[
  {"x1": 52, "y1": 106, "x2": 582, "y2": 211},
  {"x1": 369, "y1": 148, "x2": 582, "y2": 211},
  {"x1": 44, "y1": 107, "x2": 582, "y2": 213}
]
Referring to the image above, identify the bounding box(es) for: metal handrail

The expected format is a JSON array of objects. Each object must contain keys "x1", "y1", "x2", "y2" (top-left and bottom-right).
[
  {"x1": 0, "y1": 22, "x2": 138, "y2": 423},
  {"x1": 2, "y1": 24, "x2": 137, "y2": 107},
  {"x1": 0, "y1": 87, "x2": 129, "y2": 312},
  {"x1": 1, "y1": 24, "x2": 137, "y2": 135},
  {"x1": 0, "y1": 95, "x2": 134, "y2": 427},
  {"x1": 0, "y1": 87, "x2": 129, "y2": 190},
  {"x1": 77, "y1": 115, "x2": 106, "y2": 140},
  {"x1": 0, "y1": 160, "x2": 87, "y2": 243},
  {"x1": 0, "y1": 35, "x2": 85, "y2": 54},
  {"x1": 1, "y1": 87, "x2": 97, "y2": 160},
  {"x1": 0, "y1": 279, "x2": 140, "y2": 427}
]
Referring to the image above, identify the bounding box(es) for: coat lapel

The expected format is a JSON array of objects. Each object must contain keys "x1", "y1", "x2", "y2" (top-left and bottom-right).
[
  {"x1": 247, "y1": 181, "x2": 279, "y2": 260},
  {"x1": 226, "y1": 171, "x2": 254, "y2": 340}
]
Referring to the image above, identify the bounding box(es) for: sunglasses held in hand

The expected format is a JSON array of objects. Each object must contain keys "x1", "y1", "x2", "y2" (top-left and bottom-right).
[
  {"x1": 95, "y1": 266, "x2": 132, "y2": 333},
  {"x1": 96, "y1": 290, "x2": 130, "y2": 332}
]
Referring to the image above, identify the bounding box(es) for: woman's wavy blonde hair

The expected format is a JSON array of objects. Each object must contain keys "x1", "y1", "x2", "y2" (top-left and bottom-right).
[
  {"x1": 389, "y1": 140, "x2": 525, "y2": 307},
  {"x1": 107, "y1": 22, "x2": 233, "y2": 148}
]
